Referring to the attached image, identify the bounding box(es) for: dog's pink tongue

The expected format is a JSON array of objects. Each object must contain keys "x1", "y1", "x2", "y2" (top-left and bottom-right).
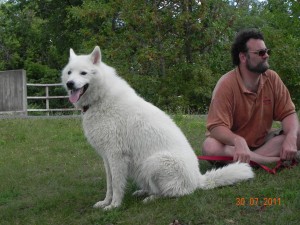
[{"x1": 69, "y1": 89, "x2": 81, "y2": 103}]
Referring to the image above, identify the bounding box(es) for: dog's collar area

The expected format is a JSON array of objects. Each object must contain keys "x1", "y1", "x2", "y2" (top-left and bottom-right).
[{"x1": 82, "y1": 105, "x2": 90, "y2": 113}]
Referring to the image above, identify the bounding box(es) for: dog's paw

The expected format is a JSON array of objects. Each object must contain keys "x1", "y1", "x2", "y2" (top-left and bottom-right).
[
  {"x1": 133, "y1": 190, "x2": 148, "y2": 197},
  {"x1": 103, "y1": 203, "x2": 119, "y2": 211},
  {"x1": 93, "y1": 200, "x2": 110, "y2": 209},
  {"x1": 142, "y1": 195, "x2": 158, "y2": 203},
  {"x1": 94, "y1": 199, "x2": 121, "y2": 210}
]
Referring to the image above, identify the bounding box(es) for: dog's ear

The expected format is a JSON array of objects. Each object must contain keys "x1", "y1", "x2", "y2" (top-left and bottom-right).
[
  {"x1": 69, "y1": 48, "x2": 76, "y2": 59},
  {"x1": 90, "y1": 46, "x2": 101, "y2": 65}
]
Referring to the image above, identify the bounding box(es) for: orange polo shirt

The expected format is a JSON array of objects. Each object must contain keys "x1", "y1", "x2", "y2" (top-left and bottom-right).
[{"x1": 206, "y1": 68, "x2": 296, "y2": 148}]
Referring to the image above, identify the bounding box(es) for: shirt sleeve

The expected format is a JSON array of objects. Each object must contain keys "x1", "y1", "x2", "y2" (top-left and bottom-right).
[
  {"x1": 206, "y1": 77, "x2": 234, "y2": 132},
  {"x1": 271, "y1": 71, "x2": 296, "y2": 121}
]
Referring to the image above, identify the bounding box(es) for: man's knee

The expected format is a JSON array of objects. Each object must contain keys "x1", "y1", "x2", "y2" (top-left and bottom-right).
[{"x1": 202, "y1": 137, "x2": 222, "y2": 155}]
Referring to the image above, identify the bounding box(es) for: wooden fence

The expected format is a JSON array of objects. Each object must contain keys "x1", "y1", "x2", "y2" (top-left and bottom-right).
[
  {"x1": 27, "y1": 83, "x2": 79, "y2": 115},
  {"x1": 0, "y1": 70, "x2": 27, "y2": 116}
]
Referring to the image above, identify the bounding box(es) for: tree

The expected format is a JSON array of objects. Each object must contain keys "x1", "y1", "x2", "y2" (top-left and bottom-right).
[{"x1": 0, "y1": 0, "x2": 299, "y2": 113}]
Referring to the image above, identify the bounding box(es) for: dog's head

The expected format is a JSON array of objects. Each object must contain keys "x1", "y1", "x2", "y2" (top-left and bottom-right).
[{"x1": 61, "y1": 46, "x2": 102, "y2": 106}]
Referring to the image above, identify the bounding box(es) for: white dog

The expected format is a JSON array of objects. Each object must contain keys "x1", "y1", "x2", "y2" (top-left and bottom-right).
[{"x1": 61, "y1": 46, "x2": 254, "y2": 210}]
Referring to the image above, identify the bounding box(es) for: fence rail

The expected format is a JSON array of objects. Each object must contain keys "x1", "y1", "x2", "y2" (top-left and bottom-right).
[{"x1": 27, "y1": 83, "x2": 79, "y2": 115}]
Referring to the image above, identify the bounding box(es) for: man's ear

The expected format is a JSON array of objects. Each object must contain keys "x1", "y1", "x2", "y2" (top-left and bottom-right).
[{"x1": 239, "y1": 52, "x2": 247, "y2": 64}]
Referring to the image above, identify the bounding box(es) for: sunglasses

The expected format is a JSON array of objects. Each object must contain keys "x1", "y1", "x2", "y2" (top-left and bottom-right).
[{"x1": 248, "y1": 49, "x2": 271, "y2": 57}]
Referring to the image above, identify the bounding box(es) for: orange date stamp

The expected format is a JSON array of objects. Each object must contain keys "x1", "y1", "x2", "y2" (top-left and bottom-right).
[{"x1": 236, "y1": 197, "x2": 281, "y2": 206}]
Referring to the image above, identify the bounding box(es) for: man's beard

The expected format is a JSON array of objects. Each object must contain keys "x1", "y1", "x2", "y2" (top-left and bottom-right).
[{"x1": 246, "y1": 60, "x2": 269, "y2": 74}]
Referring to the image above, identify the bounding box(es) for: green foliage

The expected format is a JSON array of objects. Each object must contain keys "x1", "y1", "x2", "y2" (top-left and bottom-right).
[
  {"x1": 259, "y1": 0, "x2": 300, "y2": 107},
  {"x1": 0, "y1": 0, "x2": 299, "y2": 113}
]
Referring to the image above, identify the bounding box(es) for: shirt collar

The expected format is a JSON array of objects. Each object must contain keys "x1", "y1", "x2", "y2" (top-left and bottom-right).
[{"x1": 235, "y1": 67, "x2": 268, "y2": 94}]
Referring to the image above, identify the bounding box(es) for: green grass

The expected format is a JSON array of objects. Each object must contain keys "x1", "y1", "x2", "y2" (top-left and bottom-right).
[{"x1": 0, "y1": 116, "x2": 299, "y2": 225}]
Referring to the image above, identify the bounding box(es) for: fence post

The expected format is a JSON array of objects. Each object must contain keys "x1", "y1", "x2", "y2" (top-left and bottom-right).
[{"x1": 45, "y1": 86, "x2": 49, "y2": 116}]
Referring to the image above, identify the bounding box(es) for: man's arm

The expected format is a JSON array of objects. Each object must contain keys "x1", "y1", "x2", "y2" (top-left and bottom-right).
[
  {"x1": 281, "y1": 113, "x2": 299, "y2": 160},
  {"x1": 210, "y1": 126, "x2": 251, "y2": 163}
]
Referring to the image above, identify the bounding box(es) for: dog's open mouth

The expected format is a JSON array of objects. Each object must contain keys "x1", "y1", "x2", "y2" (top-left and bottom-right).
[{"x1": 69, "y1": 84, "x2": 89, "y2": 103}]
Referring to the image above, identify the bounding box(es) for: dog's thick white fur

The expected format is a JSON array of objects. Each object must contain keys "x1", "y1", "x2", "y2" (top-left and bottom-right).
[{"x1": 61, "y1": 46, "x2": 254, "y2": 210}]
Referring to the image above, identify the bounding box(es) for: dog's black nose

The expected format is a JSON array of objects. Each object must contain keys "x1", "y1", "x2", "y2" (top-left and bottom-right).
[{"x1": 66, "y1": 81, "x2": 75, "y2": 90}]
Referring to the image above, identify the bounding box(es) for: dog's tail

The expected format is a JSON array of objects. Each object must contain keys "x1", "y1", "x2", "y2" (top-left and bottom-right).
[{"x1": 199, "y1": 162, "x2": 254, "y2": 189}]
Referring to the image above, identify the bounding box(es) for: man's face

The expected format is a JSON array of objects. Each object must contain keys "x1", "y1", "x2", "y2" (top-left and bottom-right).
[{"x1": 245, "y1": 39, "x2": 270, "y2": 74}]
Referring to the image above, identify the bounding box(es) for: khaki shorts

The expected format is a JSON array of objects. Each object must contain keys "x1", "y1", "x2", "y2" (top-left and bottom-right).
[
  {"x1": 206, "y1": 129, "x2": 283, "y2": 167},
  {"x1": 250, "y1": 129, "x2": 283, "y2": 151}
]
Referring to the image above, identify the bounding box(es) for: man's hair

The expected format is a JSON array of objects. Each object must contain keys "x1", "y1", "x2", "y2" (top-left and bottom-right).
[{"x1": 231, "y1": 28, "x2": 265, "y2": 66}]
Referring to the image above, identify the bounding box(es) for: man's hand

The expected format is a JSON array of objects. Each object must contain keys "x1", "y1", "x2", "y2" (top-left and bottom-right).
[
  {"x1": 233, "y1": 136, "x2": 251, "y2": 163},
  {"x1": 280, "y1": 134, "x2": 297, "y2": 160},
  {"x1": 210, "y1": 127, "x2": 252, "y2": 163},
  {"x1": 281, "y1": 113, "x2": 299, "y2": 160}
]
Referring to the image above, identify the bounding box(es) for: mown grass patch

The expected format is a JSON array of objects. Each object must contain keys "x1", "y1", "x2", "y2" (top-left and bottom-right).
[{"x1": 0, "y1": 116, "x2": 299, "y2": 225}]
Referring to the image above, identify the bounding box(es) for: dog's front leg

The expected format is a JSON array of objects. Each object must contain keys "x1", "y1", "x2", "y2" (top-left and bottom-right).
[
  {"x1": 94, "y1": 155, "x2": 113, "y2": 208},
  {"x1": 104, "y1": 154, "x2": 129, "y2": 210},
  {"x1": 95, "y1": 154, "x2": 129, "y2": 210}
]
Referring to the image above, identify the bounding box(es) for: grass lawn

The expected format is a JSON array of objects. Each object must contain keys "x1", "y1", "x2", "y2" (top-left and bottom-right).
[{"x1": 0, "y1": 116, "x2": 299, "y2": 225}]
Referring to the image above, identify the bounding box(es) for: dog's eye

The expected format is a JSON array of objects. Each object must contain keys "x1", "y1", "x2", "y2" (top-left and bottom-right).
[
  {"x1": 68, "y1": 71, "x2": 72, "y2": 75},
  {"x1": 81, "y1": 71, "x2": 87, "y2": 75}
]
